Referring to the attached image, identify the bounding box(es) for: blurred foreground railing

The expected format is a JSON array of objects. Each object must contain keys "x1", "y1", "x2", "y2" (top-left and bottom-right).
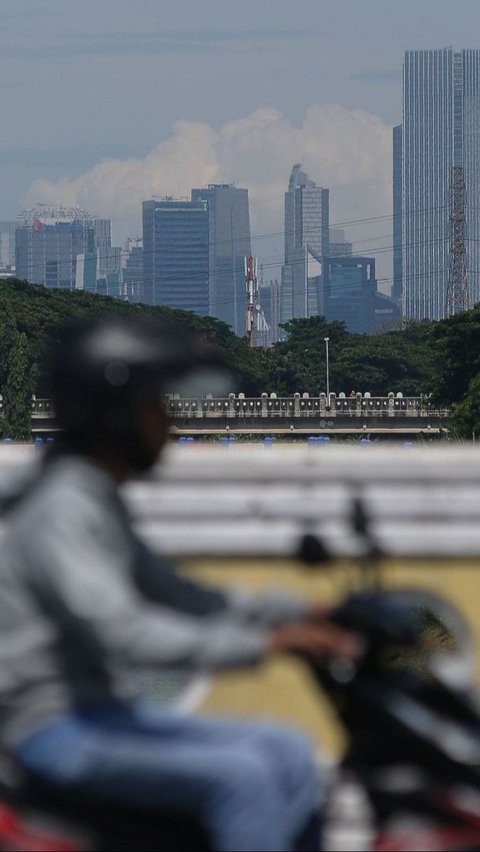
[
  {"x1": 128, "y1": 445, "x2": 479, "y2": 560},
  {"x1": 0, "y1": 444, "x2": 478, "y2": 561}
]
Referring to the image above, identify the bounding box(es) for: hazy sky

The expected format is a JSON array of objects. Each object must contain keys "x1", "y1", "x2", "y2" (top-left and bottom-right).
[{"x1": 2, "y1": 0, "x2": 479, "y2": 283}]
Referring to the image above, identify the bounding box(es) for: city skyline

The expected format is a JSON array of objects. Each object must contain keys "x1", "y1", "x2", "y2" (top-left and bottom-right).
[{"x1": 2, "y1": 1, "x2": 480, "y2": 288}]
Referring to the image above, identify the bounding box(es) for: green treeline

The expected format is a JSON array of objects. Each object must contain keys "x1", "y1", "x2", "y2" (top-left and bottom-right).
[{"x1": 0, "y1": 278, "x2": 479, "y2": 438}]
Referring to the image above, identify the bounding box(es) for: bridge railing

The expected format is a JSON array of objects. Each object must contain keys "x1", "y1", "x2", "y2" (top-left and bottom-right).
[
  {"x1": 0, "y1": 395, "x2": 449, "y2": 422},
  {"x1": 0, "y1": 398, "x2": 56, "y2": 420},
  {"x1": 166, "y1": 393, "x2": 449, "y2": 420},
  {"x1": 31, "y1": 398, "x2": 55, "y2": 418}
]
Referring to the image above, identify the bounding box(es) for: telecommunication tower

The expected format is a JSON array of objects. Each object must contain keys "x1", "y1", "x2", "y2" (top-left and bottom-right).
[
  {"x1": 245, "y1": 255, "x2": 258, "y2": 348},
  {"x1": 446, "y1": 165, "x2": 469, "y2": 316}
]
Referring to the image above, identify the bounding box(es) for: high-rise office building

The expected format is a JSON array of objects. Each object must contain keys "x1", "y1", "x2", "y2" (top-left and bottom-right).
[
  {"x1": 281, "y1": 164, "x2": 329, "y2": 323},
  {"x1": 329, "y1": 228, "x2": 353, "y2": 258},
  {"x1": 402, "y1": 48, "x2": 480, "y2": 319},
  {"x1": 122, "y1": 238, "x2": 144, "y2": 302},
  {"x1": 15, "y1": 206, "x2": 95, "y2": 290},
  {"x1": 258, "y1": 278, "x2": 282, "y2": 345},
  {"x1": 92, "y1": 218, "x2": 112, "y2": 253},
  {"x1": 92, "y1": 218, "x2": 122, "y2": 287},
  {"x1": 75, "y1": 253, "x2": 97, "y2": 293},
  {"x1": 325, "y1": 256, "x2": 377, "y2": 333},
  {"x1": 392, "y1": 125, "x2": 403, "y2": 307},
  {"x1": 142, "y1": 198, "x2": 209, "y2": 314},
  {"x1": 0, "y1": 221, "x2": 16, "y2": 269},
  {"x1": 191, "y1": 184, "x2": 251, "y2": 336}
]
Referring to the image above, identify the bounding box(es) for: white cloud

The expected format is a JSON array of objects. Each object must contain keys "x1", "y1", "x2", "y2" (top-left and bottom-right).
[{"x1": 26, "y1": 104, "x2": 393, "y2": 284}]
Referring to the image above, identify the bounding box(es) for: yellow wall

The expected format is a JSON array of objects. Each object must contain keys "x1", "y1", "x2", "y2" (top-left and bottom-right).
[{"x1": 180, "y1": 559, "x2": 480, "y2": 757}]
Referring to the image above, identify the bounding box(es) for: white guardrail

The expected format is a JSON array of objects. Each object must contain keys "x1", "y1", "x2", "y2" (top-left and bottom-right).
[{"x1": 0, "y1": 444, "x2": 477, "y2": 561}]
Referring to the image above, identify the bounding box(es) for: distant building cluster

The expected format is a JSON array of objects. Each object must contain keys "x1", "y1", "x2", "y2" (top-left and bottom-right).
[
  {"x1": 3, "y1": 46, "x2": 480, "y2": 339},
  {"x1": 278, "y1": 164, "x2": 398, "y2": 336},
  {"x1": 13, "y1": 206, "x2": 126, "y2": 298},
  {"x1": 2, "y1": 180, "x2": 397, "y2": 343}
]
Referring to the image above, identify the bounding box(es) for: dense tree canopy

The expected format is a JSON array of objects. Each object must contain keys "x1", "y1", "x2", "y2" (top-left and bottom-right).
[
  {"x1": 0, "y1": 278, "x2": 264, "y2": 397},
  {"x1": 1, "y1": 278, "x2": 480, "y2": 438},
  {"x1": 429, "y1": 305, "x2": 480, "y2": 437},
  {"x1": 264, "y1": 316, "x2": 437, "y2": 397}
]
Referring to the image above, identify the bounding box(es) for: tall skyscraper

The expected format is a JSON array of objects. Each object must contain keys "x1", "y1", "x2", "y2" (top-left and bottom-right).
[
  {"x1": 191, "y1": 184, "x2": 251, "y2": 336},
  {"x1": 0, "y1": 221, "x2": 16, "y2": 268},
  {"x1": 122, "y1": 238, "x2": 144, "y2": 302},
  {"x1": 142, "y1": 197, "x2": 209, "y2": 314},
  {"x1": 392, "y1": 125, "x2": 403, "y2": 307},
  {"x1": 92, "y1": 218, "x2": 112, "y2": 253},
  {"x1": 402, "y1": 48, "x2": 480, "y2": 319},
  {"x1": 281, "y1": 164, "x2": 329, "y2": 323},
  {"x1": 15, "y1": 206, "x2": 95, "y2": 290},
  {"x1": 92, "y1": 218, "x2": 121, "y2": 283},
  {"x1": 75, "y1": 253, "x2": 98, "y2": 293}
]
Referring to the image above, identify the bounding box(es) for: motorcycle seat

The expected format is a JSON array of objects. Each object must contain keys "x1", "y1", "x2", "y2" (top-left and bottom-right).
[{"x1": 0, "y1": 759, "x2": 211, "y2": 852}]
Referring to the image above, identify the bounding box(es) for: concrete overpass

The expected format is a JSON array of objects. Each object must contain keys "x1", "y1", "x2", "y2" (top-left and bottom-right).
[
  {"x1": 27, "y1": 393, "x2": 451, "y2": 439},
  {"x1": 167, "y1": 393, "x2": 450, "y2": 438}
]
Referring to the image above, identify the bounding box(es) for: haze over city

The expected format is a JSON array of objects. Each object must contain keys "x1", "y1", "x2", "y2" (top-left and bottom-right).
[{"x1": 1, "y1": 0, "x2": 480, "y2": 284}]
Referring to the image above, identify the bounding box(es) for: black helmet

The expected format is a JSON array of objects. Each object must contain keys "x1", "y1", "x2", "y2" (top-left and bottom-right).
[{"x1": 50, "y1": 316, "x2": 230, "y2": 468}]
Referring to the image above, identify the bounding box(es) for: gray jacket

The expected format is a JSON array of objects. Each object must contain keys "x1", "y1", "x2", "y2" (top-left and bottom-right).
[{"x1": 0, "y1": 455, "x2": 308, "y2": 747}]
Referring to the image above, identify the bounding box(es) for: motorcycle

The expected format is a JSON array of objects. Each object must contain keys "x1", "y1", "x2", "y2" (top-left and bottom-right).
[
  {"x1": 0, "y1": 760, "x2": 211, "y2": 851},
  {"x1": 1, "y1": 496, "x2": 480, "y2": 851},
  {"x1": 299, "y1": 496, "x2": 480, "y2": 852}
]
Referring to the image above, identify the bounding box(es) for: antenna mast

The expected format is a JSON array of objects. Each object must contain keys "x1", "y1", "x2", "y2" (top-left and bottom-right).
[{"x1": 245, "y1": 255, "x2": 258, "y2": 348}]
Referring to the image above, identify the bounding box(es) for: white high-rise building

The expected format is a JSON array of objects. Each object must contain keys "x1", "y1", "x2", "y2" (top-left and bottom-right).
[
  {"x1": 402, "y1": 48, "x2": 480, "y2": 319},
  {"x1": 280, "y1": 164, "x2": 329, "y2": 323}
]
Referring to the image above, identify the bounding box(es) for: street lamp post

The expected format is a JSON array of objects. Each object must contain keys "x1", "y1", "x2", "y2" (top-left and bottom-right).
[{"x1": 324, "y1": 337, "x2": 330, "y2": 401}]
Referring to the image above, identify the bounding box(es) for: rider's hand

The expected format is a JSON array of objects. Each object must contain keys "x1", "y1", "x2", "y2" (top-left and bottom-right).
[
  {"x1": 267, "y1": 622, "x2": 362, "y2": 661},
  {"x1": 306, "y1": 601, "x2": 332, "y2": 622}
]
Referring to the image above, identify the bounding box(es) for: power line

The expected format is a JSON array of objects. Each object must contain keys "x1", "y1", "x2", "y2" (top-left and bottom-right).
[
  {"x1": 12, "y1": 201, "x2": 453, "y2": 269},
  {"x1": 17, "y1": 229, "x2": 453, "y2": 288}
]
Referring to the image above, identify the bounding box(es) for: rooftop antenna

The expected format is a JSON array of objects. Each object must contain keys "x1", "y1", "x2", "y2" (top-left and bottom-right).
[{"x1": 245, "y1": 255, "x2": 258, "y2": 348}]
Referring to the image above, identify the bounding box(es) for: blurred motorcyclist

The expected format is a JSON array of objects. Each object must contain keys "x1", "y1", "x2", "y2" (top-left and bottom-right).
[{"x1": 0, "y1": 318, "x2": 359, "y2": 852}]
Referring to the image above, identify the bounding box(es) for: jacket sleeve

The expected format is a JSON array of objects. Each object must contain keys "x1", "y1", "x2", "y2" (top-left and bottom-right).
[
  {"x1": 132, "y1": 540, "x2": 230, "y2": 616},
  {"x1": 133, "y1": 539, "x2": 311, "y2": 626},
  {"x1": 21, "y1": 493, "x2": 268, "y2": 671}
]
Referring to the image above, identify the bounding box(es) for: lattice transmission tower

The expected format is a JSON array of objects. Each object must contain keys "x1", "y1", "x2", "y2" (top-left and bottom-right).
[
  {"x1": 446, "y1": 164, "x2": 469, "y2": 316},
  {"x1": 245, "y1": 255, "x2": 258, "y2": 348}
]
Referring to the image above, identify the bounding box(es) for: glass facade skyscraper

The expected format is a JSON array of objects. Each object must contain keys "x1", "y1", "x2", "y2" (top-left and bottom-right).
[
  {"x1": 15, "y1": 207, "x2": 95, "y2": 290},
  {"x1": 143, "y1": 188, "x2": 250, "y2": 331},
  {"x1": 403, "y1": 48, "x2": 480, "y2": 319},
  {"x1": 281, "y1": 164, "x2": 329, "y2": 323},
  {"x1": 191, "y1": 184, "x2": 251, "y2": 336},
  {"x1": 392, "y1": 125, "x2": 403, "y2": 306},
  {"x1": 325, "y1": 256, "x2": 379, "y2": 333},
  {"x1": 0, "y1": 222, "x2": 16, "y2": 268},
  {"x1": 122, "y1": 239, "x2": 144, "y2": 303},
  {"x1": 142, "y1": 198, "x2": 209, "y2": 314}
]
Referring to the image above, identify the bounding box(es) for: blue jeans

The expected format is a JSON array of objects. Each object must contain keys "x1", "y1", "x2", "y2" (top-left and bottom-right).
[{"x1": 15, "y1": 703, "x2": 322, "y2": 852}]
